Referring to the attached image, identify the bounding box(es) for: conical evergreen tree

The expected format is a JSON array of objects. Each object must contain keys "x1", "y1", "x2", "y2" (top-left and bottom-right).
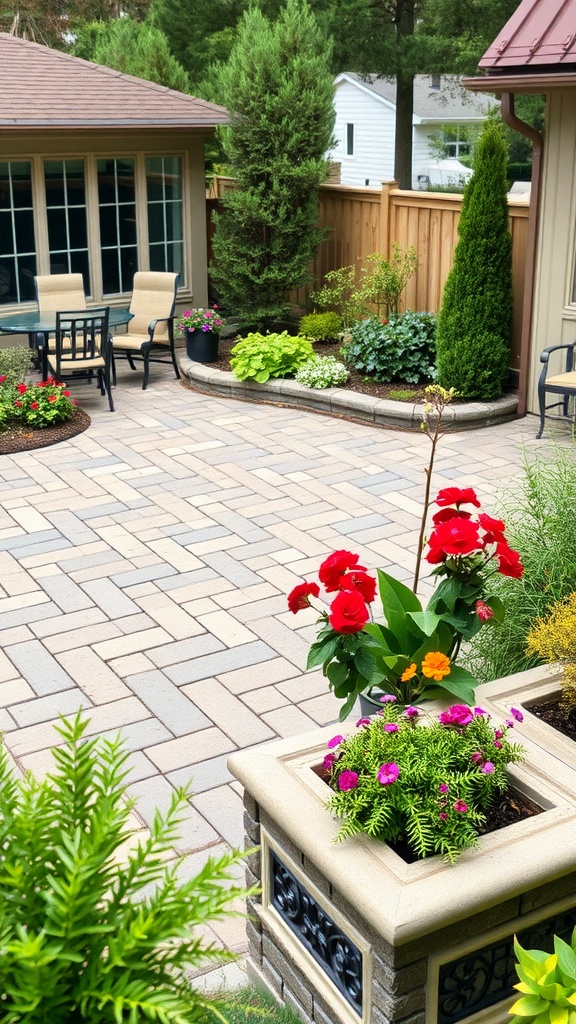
[
  {"x1": 209, "y1": 0, "x2": 335, "y2": 325},
  {"x1": 435, "y1": 119, "x2": 513, "y2": 400}
]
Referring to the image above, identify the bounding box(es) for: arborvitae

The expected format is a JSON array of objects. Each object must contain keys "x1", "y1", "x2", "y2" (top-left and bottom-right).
[
  {"x1": 435, "y1": 119, "x2": 513, "y2": 400},
  {"x1": 210, "y1": 0, "x2": 335, "y2": 326}
]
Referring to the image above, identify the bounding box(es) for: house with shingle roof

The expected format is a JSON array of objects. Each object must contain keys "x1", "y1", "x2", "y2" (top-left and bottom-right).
[
  {"x1": 330, "y1": 73, "x2": 495, "y2": 188},
  {"x1": 464, "y1": 0, "x2": 576, "y2": 419},
  {"x1": 0, "y1": 32, "x2": 228, "y2": 312}
]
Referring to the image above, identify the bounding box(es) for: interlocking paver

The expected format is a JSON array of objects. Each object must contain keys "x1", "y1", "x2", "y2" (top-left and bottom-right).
[{"x1": 0, "y1": 360, "x2": 567, "y2": 952}]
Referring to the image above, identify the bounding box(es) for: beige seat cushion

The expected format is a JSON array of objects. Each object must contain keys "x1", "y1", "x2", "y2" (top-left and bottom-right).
[
  {"x1": 113, "y1": 334, "x2": 170, "y2": 351},
  {"x1": 545, "y1": 371, "x2": 576, "y2": 388},
  {"x1": 58, "y1": 355, "x2": 105, "y2": 371}
]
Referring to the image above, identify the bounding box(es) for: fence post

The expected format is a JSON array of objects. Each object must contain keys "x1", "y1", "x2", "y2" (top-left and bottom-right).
[{"x1": 379, "y1": 180, "x2": 398, "y2": 258}]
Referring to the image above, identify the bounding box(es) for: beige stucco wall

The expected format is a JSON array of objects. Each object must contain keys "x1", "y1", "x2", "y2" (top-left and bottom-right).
[
  {"x1": 1, "y1": 128, "x2": 210, "y2": 319},
  {"x1": 529, "y1": 89, "x2": 576, "y2": 414}
]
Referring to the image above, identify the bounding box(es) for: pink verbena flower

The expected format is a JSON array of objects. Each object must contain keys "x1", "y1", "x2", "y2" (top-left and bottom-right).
[
  {"x1": 327, "y1": 735, "x2": 344, "y2": 749},
  {"x1": 377, "y1": 763, "x2": 399, "y2": 785},
  {"x1": 338, "y1": 770, "x2": 359, "y2": 791}
]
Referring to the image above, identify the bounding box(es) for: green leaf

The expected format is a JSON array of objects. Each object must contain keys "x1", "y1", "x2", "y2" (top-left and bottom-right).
[
  {"x1": 306, "y1": 635, "x2": 341, "y2": 670},
  {"x1": 555, "y1": 937, "x2": 576, "y2": 979},
  {"x1": 550, "y1": 1007, "x2": 570, "y2": 1024},
  {"x1": 509, "y1": 995, "x2": 550, "y2": 1016},
  {"x1": 326, "y1": 661, "x2": 348, "y2": 690},
  {"x1": 354, "y1": 647, "x2": 375, "y2": 680},
  {"x1": 485, "y1": 594, "x2": 505, "y2": 624},
  {"x1": 428, "y1": 576, "x2": 462, "y2": 614},
  {"x1": 407, "y1": 609, "x2": 443, "y2": 637}
]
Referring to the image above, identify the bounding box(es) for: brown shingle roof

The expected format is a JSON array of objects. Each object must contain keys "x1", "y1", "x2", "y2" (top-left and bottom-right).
[
  {"x1": 479, "y1": 0, "x2": 576, "y2": 71},
  {"x1": 0, "y1": 32, "x2": 228, "y2": 129}
]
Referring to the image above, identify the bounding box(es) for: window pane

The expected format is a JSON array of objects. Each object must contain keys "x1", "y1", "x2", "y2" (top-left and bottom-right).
[
  {"x1": 99, "y1": 206, "x2": 118, "y2": 249},
  {"x1": 102, "y1": 252, "x2": 120, "y2": 295},
  {"x1": 98, "y1": 158, "x2": 137, "y2": 294},
  {"x1": 145, "y1": 156, "x2": 183, "y2": 282},
  {"x1": 44, "y1": 159, "x2": 90, "y2": 295},
  {"x1": 119, "y1": 205, "x2": 137, "y2": 246},
  {"x1": 70, "y1": 250, "x2": 90, "y2": 291},
  {"x1": 120, "y1": 247, "x2": 138, "y2": 292},
  {"x1": 0, "y1": 161, "x2": 36, "y2": 304}
]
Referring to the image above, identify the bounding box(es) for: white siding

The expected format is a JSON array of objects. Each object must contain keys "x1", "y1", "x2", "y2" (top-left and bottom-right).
[
  {"x1": 330, "y1": 79, "x2": 396, "y2": 187},
  {"x1": 412, "y1": 126, "x2": 436, "y2": 187}
]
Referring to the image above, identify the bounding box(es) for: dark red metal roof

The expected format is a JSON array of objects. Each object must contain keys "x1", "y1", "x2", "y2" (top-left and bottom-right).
[{"x1": 479, "y1": 0, "x2": 576, "y2": 71}]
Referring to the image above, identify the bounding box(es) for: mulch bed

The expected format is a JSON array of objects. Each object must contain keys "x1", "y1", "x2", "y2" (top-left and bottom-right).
[
  {"x1": 211, "y1": 336, "x2": 431, "y2": 403},
  {"x1": 528, "y1": 699, "x2": 576, "y2": 742},
  {"x1": 0, "y1": 408, "x2": 91, "y2": 455}
]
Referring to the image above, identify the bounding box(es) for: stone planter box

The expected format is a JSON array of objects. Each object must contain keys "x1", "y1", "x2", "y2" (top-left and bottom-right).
[{"x1": 228, "y1": 667, "x2": 576, "y2": 1024}]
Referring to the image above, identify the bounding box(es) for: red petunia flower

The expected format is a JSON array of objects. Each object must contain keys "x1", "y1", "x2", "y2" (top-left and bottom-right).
[
  {"x1": 30, "y1": 401, "x2": 39, "y2": 409},
  {"x1": 426, "y1": 517, "x2": 483, "y2": 560},
  {"x1": 17, "y1": 383, "x2": 27, "y2": 394},
  {"x1": 432, "y1": 508, "x2": 471, "y2": 526},
  {"x1": 478, "y1": 512, "x2": 506, "y2": 544},
  {"x1": 329, "y1": 590, "x2": 370, "y2": 633},
  {"x1": 318, "y1": 550, "x2": 366, "y2": 592},
  {"x1": 434, "y1": 486, "x2": 481, "y2": 509},
  {"x1": 495, "y1": 542, "x2": 524, "y2": 578},
  {"x1": 339, "y1": 570, "x2": 377, "y2": 604},
  {"x1": 287, "y1": 581, "x2": 320, "y2": 613}
]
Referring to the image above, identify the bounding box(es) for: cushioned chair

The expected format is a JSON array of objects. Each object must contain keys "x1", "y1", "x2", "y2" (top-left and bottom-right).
[
  {"x1": 536, "y1": 342, "x2": 576, "y2": 438},
  {"x1": 35, "y1": 274, "x2": 87, "y2": 313},
  {"x1": 111, "y1": 272, "x2": 180, "y2": 390},
  {"x1": 43, "y1": 308, "x2": 114, "y2": 412}
]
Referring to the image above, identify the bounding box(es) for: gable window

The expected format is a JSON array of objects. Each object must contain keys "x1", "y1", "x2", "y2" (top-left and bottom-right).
[
  {"x1": 97, "y1": 158, "x2": 138, "y2": 296},
  {"x1": 346, "y1": 123, "x2": 355, "y2": 157},
  {"x1": 146, "y1": 156, "x2": 183, "y2": 279},
  {"x1": 443, "y1": 127, "x2": 470, "y2": 159},
  {"x1": 44, "y1": 159, "x2": 90, "y2": 294},
  {"x1": 0, "y1": 161, "x2": 37, "y2": 305}
]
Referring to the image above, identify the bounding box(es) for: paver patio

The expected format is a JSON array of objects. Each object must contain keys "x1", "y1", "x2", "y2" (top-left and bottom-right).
[{"x1": 0, "y1": 362, "x2": 569, "y2": 966}]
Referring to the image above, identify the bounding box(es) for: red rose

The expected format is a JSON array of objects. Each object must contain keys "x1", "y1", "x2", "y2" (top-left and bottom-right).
[
  {"x1": 478, "y1": 512, "x2": 506, "y2": 544},
  {"x1": 30, "y1": 401, "x2": 39, "y2": 409},
  {"x1": 432, "y1": 508, "x2": 471, "y2": 525},
  {"x1": 435, "y1": 486, "x2": 481, "y2": 509},
  {"x1": 329, "y1": 590, "x2": 369, "y2": 633},
  {"x1": 287, "y1": 581, "x2": 320, "y2": 613},
  {"x1": 17, "y1": 383, "x2": 27, "y2": 394},
  {"x1": 496, "y1": 542, "x2": 524, "y2": 578},
  {"x1": 339, "y1": 570, "x2": 377, "y2": 604},
  {"x1": 426, "y1": 517, "x2": 482, "y2": 560},
  {"x1": 319, "y1": 550, "x2": 366, "y2": 592}
]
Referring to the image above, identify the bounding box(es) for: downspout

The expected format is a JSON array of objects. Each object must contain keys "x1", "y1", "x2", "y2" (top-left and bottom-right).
[{"x1": 500, "y1": 91, "x2": 543, "y2": 418}]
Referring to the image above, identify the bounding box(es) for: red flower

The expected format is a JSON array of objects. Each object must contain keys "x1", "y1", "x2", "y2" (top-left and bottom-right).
[
  {"x1": 63, "y1": 390, "x2": 71, "y2": 397},
  {"x1": 495, "y1": 542, "x2": 524, "y2": 578},
  {"x1": 14, "y1": 400, "x2": 22, "y2": 408},
  {"x1": 30, "y1": 401, "x2": 39, "y2": 409},
  {"x1": 434, "y1": 486, "x2": 481, "y2": 509},
  {"x1": 339, "y1": 570, "x2": 377, "y2": 603},
  {"x1": 475, "y1": 600, "x2": 494, "y2": 621},
  {"x1": 478, "y1": 512, "x2": 506, "y2": 544},
  {"x1": 17, "y1": 383, "x2": 27, "y2": 394},
  {"x1": 287, "y1": 581, "x2": 320, "y2": 613},
  {"x1": 48, "y1": 394, "x2": 58, "y2": 403},
  {"x1": 319, "y1": 550, "x2": 366, "y2": 592},
  {"x1": 329, "y1": 590, "x2": 369, "y2": 633},
  {"x1": 426, "y1": 517, "x2": 482, "y2": 560},
  {"x1": 0, "y1": 375, "x2": 6, "y2": 383},
  {"x1": 432, "y1": 508, "x2": 471, "y2": 525}
]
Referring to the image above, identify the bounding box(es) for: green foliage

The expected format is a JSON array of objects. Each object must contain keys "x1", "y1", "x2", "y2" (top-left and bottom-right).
[
  {"x1": 0, "y1": 712, "x2": 250, "y2": 1023},
  {"x1": 435, "y1": 119, "x2": 513, "y2": 400},
  {"x1": 510, "y1": 931, "x2": 576, "y2": 1024},
  {"x1": 0, "y1": 377, "x2": 75, "y2": 431},
  {"x1": 230, "y1": 331, "x2": 314, "y2": 382},
  {"x1": 359, "y1": 244, "x2": 419, "y2": 317},
  {"x1": 507, "y1": 162, "x2": 532, "y2": 182},
  {"x1": 527, "y1": 593, "x2": 576, "y2": 716},
  {"x1": 220, "y1": 985, "x2": 304, "y2": 1024},
  {"x1": 210, "y1": 0, "x2": 335, "y2": 323},
  {"x1": 341, "y1": 312, "x2": 437, "y2": 384},
  {"x1": 309, "y1": 265, "x2": 364, "y2": 329},
  {"x1": 299, "y1": 312, "x2": 342, "y2": 341},
  {"x1": 73, "y1": 17, "x2": 191, "y2": 92},
  {"x1": 465, "y1": 446, "x2": 576, "y2": 683},
  {"x1": 325, "y1": 702, "x2": 524, "y2": 862},
  {"x1": 0, "y1": 346, "x2": 31, "y2": 387},
  {"x1": 295, "y1": 355, "x2": 349, "y2": 388}
]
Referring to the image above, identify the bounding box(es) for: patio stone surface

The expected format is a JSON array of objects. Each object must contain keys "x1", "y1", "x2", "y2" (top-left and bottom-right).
[{"x1": 0, "y1": 362, "x2": 571, "y2": 969}]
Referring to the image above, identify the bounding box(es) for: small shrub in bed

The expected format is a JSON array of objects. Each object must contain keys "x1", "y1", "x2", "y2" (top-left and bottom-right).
[
  {"x1": 299, "y1": 311, "x2": 342, "y2": 341},
  {"x1": 295, "y1": 355, "x2": 349, "y2": 388},
  {"x1": 341, "y1": 311, "x2": 437, "y2": 384},
  {"x1": 230, "y1": 331, "x2": 314, "y2": 382}
]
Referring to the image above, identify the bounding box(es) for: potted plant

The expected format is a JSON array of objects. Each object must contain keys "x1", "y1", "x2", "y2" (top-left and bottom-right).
[{"x1": 176, "y1": 306, "x2": 224, "y2": 363}]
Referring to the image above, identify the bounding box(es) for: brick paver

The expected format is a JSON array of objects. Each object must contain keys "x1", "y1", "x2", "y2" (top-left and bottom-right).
[{"x1": 0, "y1": 361, "x2": 568, "y2": 958}]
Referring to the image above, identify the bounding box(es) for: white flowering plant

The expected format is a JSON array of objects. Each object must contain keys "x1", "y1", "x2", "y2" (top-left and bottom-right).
[
  {"x1": 323, "y1": 700, "x2": 525, "y2": 862},
  {"x1": 175, "y1": 306, "x2": 224, "y2": 334},
  {"x1": 295, "y1": 354, "x2": 349, "y2": 389}
]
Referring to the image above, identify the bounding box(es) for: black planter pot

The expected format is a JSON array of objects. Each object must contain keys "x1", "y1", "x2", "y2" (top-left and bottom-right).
[
  {"x1": 358, "y1": 690, "x2": 386, "y2": 716},
  {"x1": 185, "y1": 328, "x2": 219, "y2": 363}
]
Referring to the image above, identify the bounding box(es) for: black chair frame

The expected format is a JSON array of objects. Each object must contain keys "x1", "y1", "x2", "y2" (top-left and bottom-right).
[
  {"x1": 536, "y1": 342, "x2": 576, "y2": 438},
  {"x1": 42, "y1": 307, "x2": 114, "y2": 412},
  {"x1": 112, "y1": 317, "x2": 179, "y2": 391}
]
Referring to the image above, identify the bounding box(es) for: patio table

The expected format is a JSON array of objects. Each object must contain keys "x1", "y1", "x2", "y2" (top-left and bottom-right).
[{"x1": 0, "y1": 307, "x2": 132, "y2": 378}]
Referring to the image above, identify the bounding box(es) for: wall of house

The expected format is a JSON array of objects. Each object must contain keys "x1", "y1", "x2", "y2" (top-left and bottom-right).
[
  {"x1": 529, "y1": 89, "x2": 576, "y2": 415},
  {"x1": 330, "y1": 81, "x2": 395, "y2": 188},
  {"x1": 0, "y1": 128, "x2": 210, "y2": 321}
]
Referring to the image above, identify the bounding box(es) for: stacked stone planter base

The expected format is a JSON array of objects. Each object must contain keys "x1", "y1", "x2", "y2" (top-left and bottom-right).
[{"x1": 230, "y1": 665, "x2": 576, "y2": 1024}]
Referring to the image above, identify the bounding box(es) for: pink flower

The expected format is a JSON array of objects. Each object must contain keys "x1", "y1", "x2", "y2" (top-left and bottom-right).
[
  {"x1": 510, "y1": 707, "x2": 523, "y2": 722},
  {"x1": 439, "y1": 705, "x2": 474, "y2": 727},
  {"x1": 471, "y1": 751, "x2": 483, "y2": 764},
  {"x1": 493, "y1": 740, "x2": 503, "y2": 749},
  {"x1": 494, "y1": 730, "x2": 503, "y2": 739},
  {"x1": 454, "y1": 800, "x2": 468, "y2": 813},
  {"x1": 439, "y1": 812, "x2": 448, "y2": 821},
  {"x1": 404, "y1": 706, "x2": 419, "y2": 718},
  {"x1": 438, "y1": 783, "x2": 449, "y2": 793},
  {"x1": 355, "y1": 718, "x2": 371, "y2": 728},
  {"x1": 481, "y1": 761, "x2": 495, "y2": 774},
  {"x1": 0, "y1": 375, "x2": 6, "y2": 383},
  {"x1": 384, "y1": 723, "x2": 398, "y2": 733},
  {"x1": 475, "y1": 600, "x2": 494, "y2": 622},
  {"x1": 473, "y1": 707, "x2": 487, "y2": 716},
  {"x1": 377, "y1": 762, "x2": 399, "y2": 785},
  {"x1": 323, "y1": 753, "x2": 336, "y2": 771},
  {"x1": 379, "y1": 694, "x2": 397, "y2": 703},
  {"x1": 327, "y1": 735, "x2": 344, "y2": 749},
  {"x1": 338, "y1": 770, "x2": 359, "y2": 791}
]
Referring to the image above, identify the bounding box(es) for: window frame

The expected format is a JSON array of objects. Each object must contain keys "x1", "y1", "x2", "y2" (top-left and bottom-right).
[{"x1": 346, "y1": 123, "x2": 355, "y2": 157}]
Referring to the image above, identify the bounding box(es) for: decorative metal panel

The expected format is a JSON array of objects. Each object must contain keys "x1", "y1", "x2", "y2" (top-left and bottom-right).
[
  {"x1": 269, "y1": 849, "x2": 363, "y2": 1015},
  {"x1": 438, "y1": 909, "x2": 576, "y2": 1023}
]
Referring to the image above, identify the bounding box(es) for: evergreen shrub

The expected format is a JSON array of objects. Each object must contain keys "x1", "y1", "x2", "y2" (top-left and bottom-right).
[{"x1": 299, "y1": 312, "x2": 342, "y2": 341}]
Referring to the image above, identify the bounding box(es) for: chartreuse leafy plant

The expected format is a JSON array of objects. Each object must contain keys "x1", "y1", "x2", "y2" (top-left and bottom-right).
[
  {"x1": 510, "y1": 931, "x2": 576, "y2": 1024},
  {"x1": 324, "y1": 701, "x2": 524, "y2": 862},
  {"x1": 230, "y1": 332, "x2": 314, "y2": 383},
  {"x1": 0, "y1": 713, "x2": 252, "y2": 1023},
  {"x1": 299, "y1": 312, "x2": 343, "y2": 341}
]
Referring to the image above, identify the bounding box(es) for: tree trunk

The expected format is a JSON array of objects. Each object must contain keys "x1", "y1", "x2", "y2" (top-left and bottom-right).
[{"x1": 393, "y1": 0, "x2": 415, "y2": 189}]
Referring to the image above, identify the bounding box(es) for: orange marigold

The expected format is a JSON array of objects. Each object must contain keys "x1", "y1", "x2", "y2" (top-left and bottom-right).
[
  {"x1": 400, "y1": 663, "x2": 417, "y2": 682},
  {"x1": 421, "y1": 652, "x2": 451, "y2": 681}
]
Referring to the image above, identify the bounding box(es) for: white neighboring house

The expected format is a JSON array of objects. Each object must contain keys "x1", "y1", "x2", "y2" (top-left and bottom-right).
[{"x1": 330, "y1": 73, "x2": 496, "y2": 189}]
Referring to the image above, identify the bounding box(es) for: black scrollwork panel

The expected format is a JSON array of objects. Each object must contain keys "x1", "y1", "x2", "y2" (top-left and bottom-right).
[
  {"x1": 438, "y1": 909, "x2": 576, "y2": 1024},
  {"x1": 269, "y1": 849, "x2": 363, "y2": 1015}
]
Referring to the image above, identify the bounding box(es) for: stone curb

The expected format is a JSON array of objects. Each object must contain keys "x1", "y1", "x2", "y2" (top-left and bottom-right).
[{"x1": 179, "y1": 356, "x2": 519, "y2": 432}]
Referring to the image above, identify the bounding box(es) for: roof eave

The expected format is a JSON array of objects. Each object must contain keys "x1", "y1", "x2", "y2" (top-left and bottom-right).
[
  {"x1": 463, "y1": 71, "x2": 576, "y2": 93},
  {"x1": 0, "y1": 118, "x2": 229, "y2": 129}
]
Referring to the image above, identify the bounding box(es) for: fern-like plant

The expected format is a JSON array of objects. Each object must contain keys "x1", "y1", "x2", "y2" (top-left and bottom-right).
[{"x1": 0, "y1": 713, "x2": 252, "y2": 1023}]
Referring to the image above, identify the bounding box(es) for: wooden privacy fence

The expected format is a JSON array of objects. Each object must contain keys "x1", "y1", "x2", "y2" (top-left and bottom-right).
[{"x1": 208, "y1": 178, "x2": 529, "y2": 370}]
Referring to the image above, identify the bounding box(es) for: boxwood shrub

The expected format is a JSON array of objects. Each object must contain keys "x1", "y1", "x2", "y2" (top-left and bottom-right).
[{"x1": 341, "y1": 311, "x2": 437, "y2": 384}]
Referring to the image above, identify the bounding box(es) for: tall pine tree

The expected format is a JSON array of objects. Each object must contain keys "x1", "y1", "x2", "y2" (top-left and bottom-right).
[
  {"x1": 210, "y1": 0, "x2": 335, "y2": 325},
  {"x1": 435, "y1": 119, "x2": 513, "y2": 400}
]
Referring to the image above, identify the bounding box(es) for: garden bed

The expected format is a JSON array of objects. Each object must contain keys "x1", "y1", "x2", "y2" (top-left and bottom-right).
[{"x1": 0, "y1": 407, "x2": 90, "y2": 454}]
